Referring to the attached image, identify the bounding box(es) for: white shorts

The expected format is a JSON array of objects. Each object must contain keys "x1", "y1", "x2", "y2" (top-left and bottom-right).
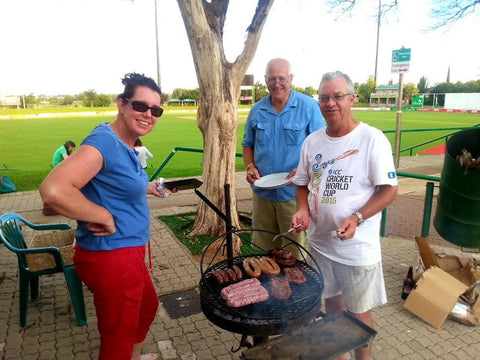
[{"x1": 310, "y1": 247, "x2": 387, "y2": 313}]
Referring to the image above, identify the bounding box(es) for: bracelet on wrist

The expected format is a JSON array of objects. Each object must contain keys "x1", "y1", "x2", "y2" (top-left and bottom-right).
[{"x1": 246, "y1": 163, "x2": 255, "y2": 170}]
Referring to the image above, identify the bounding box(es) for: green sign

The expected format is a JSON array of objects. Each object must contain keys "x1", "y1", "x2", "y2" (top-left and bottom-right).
[
  {"x1": 412, "y1": 95, "x2": 424, "y2": 108},
  {"x1": 392, "y1": 48, "x2": 411, "y2": 63}
]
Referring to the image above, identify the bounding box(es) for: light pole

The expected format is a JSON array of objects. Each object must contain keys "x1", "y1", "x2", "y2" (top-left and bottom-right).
[
  {"x1": 374, "y1": 0, "x2": 381, "y2": 86},
  {"x1": 130, "y1": 0, "x2": 161, "y2": 87},
  {"x1": 394, "y1": 72, "x2": 404, "y2": 169},
  {"x1": 154, "y1": 0, "x2": 161, "y2": 87}
]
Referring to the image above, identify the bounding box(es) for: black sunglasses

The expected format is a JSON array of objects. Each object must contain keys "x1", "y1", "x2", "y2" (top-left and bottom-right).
[{"x1": 124, "y1": 98, "x2": 163, "y2": 117}]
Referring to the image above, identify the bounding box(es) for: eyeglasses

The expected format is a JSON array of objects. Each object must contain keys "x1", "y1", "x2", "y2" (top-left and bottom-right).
[
  {"x1": 318, "y1": 93, "x2": 353, "y2": 103},
  {"x1": 124, "y1": 98, "x2": 164, "y2": 117},
  {"x1": 265, "y1": 75, "x2": 292, "y2": 84}
]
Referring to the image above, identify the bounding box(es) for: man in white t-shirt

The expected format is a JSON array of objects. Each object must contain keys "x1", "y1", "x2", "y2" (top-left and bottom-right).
[{"x1": 292, "y1": 71, "x2": 398, "y2": 360}]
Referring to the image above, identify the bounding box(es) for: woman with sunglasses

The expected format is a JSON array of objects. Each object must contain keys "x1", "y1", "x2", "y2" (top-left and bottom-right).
[{"x1": 40, "y1": 73, "x2": 169, "y2": 360}]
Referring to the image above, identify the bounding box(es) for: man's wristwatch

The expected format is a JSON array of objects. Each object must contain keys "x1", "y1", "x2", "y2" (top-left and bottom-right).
[{"x1": 353, "y1": 211, "x2": 364, "y2": 226}]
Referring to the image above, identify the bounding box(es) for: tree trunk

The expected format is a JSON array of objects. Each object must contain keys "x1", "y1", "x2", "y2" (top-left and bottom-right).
[
  {"x1": 176, "y1": 0, "x2": 274, "y2": 236},
  {"x1": 191, "y1": 97, "x2": 240, "y2": 236}
]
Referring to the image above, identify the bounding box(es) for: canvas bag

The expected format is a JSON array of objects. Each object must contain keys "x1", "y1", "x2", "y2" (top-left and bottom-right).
[{"x1": 0, "y1": 175, "x2": 17, "y2": 193}]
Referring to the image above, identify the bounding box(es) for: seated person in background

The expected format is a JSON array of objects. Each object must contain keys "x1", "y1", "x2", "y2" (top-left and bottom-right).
[{"x1": 53, "y1": 140, "x2": 76, "y2": 167}]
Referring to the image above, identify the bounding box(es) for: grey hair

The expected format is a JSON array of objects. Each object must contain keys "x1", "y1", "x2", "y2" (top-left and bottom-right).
[
  {"x1": 319, "y1": 71, "x2": 354, "y2": 94},
  {"x1": 265, "y1": 58, "x2": 292, "y2": 76}
]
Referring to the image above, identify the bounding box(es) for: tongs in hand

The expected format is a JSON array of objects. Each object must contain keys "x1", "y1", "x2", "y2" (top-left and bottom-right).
[{"x1": 272, "y1": 223, "x2": 303, "y2": 243}]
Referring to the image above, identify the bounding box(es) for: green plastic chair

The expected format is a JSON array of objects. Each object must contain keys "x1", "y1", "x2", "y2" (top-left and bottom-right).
[{"x1": 0, "y1": 212, "x2": 86, "y2": 327}]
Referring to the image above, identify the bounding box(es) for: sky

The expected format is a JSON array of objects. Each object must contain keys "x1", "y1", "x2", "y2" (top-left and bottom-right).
[{"x1": 0, "y1": 0, "x2": 479, "y2": 96}]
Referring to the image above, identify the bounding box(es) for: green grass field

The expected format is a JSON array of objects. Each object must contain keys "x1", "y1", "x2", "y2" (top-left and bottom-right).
[{"x1": 0, "y1": 108, "x2": 479, "y2": 191}]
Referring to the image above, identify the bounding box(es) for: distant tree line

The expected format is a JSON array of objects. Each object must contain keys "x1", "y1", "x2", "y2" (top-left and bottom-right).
[
  {"x1": 20, "y1": 91, "x2": 117, "y2": 108},
  {"x1": 18, "y1": 76, "x2": 480, "y2": 109},
  {"x1": 418, "y1": 77, "x2": 480, "y2": 106},
  {"x1": 424, "y1": 79, "x2": 480, "y2": 94},
  {"x1": 252, "y1": 77, "x2": 480, "y2": 106}
]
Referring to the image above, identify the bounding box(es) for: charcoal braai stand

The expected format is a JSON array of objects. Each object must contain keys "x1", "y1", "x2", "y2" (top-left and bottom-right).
[{"x1": 196, "y1": 184, "x2": 377, "y2": 358}]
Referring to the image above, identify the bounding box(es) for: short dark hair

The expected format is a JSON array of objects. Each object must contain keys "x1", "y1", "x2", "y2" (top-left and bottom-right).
[{"x1": 117, "y1": 73, "x2": 162, "y2": 101}]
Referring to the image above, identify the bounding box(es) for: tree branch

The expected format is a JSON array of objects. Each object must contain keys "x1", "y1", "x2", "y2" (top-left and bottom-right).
[
  {"x1": 232, "y1": 0, "x2": 274, "y2": 83},
  {"x1": 326, "y1": 0, "x2": 398, "y2": 21},
  {"x1": 325, "y1": 0, "x2": 355, "y2": 14},
  {"x1": 204, "y1": 0, "x2": 229, "y2": 36},
  {"x1": 429, "y1": 0, "x2": 480, "y2": 29},
  {"x1": 247, "y1": 0, "x2": 273, "y2": 32}
]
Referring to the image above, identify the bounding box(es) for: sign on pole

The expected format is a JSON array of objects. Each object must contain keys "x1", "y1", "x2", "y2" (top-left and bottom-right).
[{"x1": 391, "y1": 48, "x2": 411, "y2": 73}]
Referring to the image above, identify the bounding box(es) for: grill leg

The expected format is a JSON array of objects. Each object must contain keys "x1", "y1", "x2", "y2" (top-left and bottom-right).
[
  {"x1": 231, "y1": 334, "x2": 253, "y2": 353},
  {"x1": 231, "y1": 335, "x2": 269, "y2": 352},
  {"x1": 253, "y1": 336, "x2": 269, "y2": 346}
]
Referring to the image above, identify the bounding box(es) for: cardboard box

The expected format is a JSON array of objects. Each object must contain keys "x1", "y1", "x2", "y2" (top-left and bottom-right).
[
  {"x1": 415, "y1": 237, "x2": 479, "y2": 286},
  {"x1": 404, "y1": 266, "x2": 469, "y2": 329},
  {"x1": 406, "y1": 237, "x2": 480, "y2": 328}
]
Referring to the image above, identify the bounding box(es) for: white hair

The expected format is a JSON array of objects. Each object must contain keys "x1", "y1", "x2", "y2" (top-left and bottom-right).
[
  {"x1": 319, "y1": 71, "x2": 354, "y2": 93},
  {"x1": 265, "y1": 58, "x2": 292, "y2": 76}
]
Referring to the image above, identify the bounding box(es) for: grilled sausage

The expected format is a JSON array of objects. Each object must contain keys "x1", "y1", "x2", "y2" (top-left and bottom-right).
[
  {"x1": 220, "y1": 269, "x2": 229, "y2": 283},
  {"x1": 226, "y1": 286, "x2": 269, "y2": 308},
  {"x1": 211, "y1": 270, "x2": 225, "y2": 284},
  {"x1": 259, "y1": 256, "x2": 281, "y2": 276},
  {"x1": 225, "y1": 268, "x2": 237, "y2": 282},
  {"x1": 233, "y1": 265, "x2": 243, "y2": 280},
  {"x1": 243, "y1": 257, "x2": 262, "y2": 278},
  {"x1": 221, "y1": 278, "x2": 261, "y2": 299},
  {"x1": 220, "y1": 278, "x2": 269, "y2": 308}
]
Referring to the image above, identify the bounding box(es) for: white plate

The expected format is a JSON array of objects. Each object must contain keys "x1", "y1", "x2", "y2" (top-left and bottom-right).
[{"x1": 254, "y1": 172, "x2": 291, "y2": 189}]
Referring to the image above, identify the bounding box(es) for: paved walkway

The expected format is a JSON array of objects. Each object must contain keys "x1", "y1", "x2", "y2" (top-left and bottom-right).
[{"x1": 1, "y1": 155, "x2": 480, "y2": 359}]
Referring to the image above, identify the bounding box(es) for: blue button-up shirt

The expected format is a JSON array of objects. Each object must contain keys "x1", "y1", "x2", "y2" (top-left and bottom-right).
[{"x1": 242, "y1": 90, "x2": 325, "y2": 201}]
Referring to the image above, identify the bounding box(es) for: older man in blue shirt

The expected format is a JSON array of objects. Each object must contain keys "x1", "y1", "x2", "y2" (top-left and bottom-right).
[{"x1": 242, "y1": 58, "x2": 325, "y2": 257}]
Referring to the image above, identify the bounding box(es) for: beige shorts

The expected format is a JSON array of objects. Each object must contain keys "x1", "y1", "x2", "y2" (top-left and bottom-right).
[
  {"x1": 251, "y1": 192, "x2": 307, "y2": 259},
  {"x1": 310, "y1": 247, "x2": 387, "y2": 313}
]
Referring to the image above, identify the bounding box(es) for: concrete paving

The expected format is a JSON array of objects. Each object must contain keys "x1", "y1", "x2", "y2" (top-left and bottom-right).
[{"x1": 1, "y1": 154, "x2": 480, "y2": 359}]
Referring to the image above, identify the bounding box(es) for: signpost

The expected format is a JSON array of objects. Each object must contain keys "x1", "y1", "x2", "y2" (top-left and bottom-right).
[
  {"x1": 391, "y1": 47, "x2": 411, "y2": 168},
  {"x1": 391, "y1": 48, "x2": 411, "y2": 73},
  {"x1": 412, "y1": 95, "x2": 424, "y2": 108}
]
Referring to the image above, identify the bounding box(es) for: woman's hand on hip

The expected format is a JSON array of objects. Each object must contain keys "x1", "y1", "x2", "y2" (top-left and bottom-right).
[{"x1": 86, "y1": 221, "x2": 116, "y2": 237}]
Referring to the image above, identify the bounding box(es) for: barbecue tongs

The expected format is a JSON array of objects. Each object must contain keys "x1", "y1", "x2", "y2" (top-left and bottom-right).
[{"x1": 271, "y1": 223, "x2": 303, "y2": 243}]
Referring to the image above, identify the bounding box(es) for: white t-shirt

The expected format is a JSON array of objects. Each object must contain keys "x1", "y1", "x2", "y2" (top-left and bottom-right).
[
  {"x1": 134, "y1": 146, "x2": 153, "y2": 169},
  {"x1": 294, "y1": 122, "x2": 398, "y2": 266}
]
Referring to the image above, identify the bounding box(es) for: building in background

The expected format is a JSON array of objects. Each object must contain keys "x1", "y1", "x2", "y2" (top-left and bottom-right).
[
  {"x1": 370, "y1": 83, "x2": 399, "y2": 108},
  {"x1": 0, "y1": 95, "x2": 21, "y2": 109},
  {"x1": 240, "y1": 74, "x2": 254, "y2": 105}
]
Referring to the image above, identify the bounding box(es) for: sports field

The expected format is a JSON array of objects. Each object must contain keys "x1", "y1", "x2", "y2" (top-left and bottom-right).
[{"x1": 0, "y1": 109, "x2": 478, "y2": 191}]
